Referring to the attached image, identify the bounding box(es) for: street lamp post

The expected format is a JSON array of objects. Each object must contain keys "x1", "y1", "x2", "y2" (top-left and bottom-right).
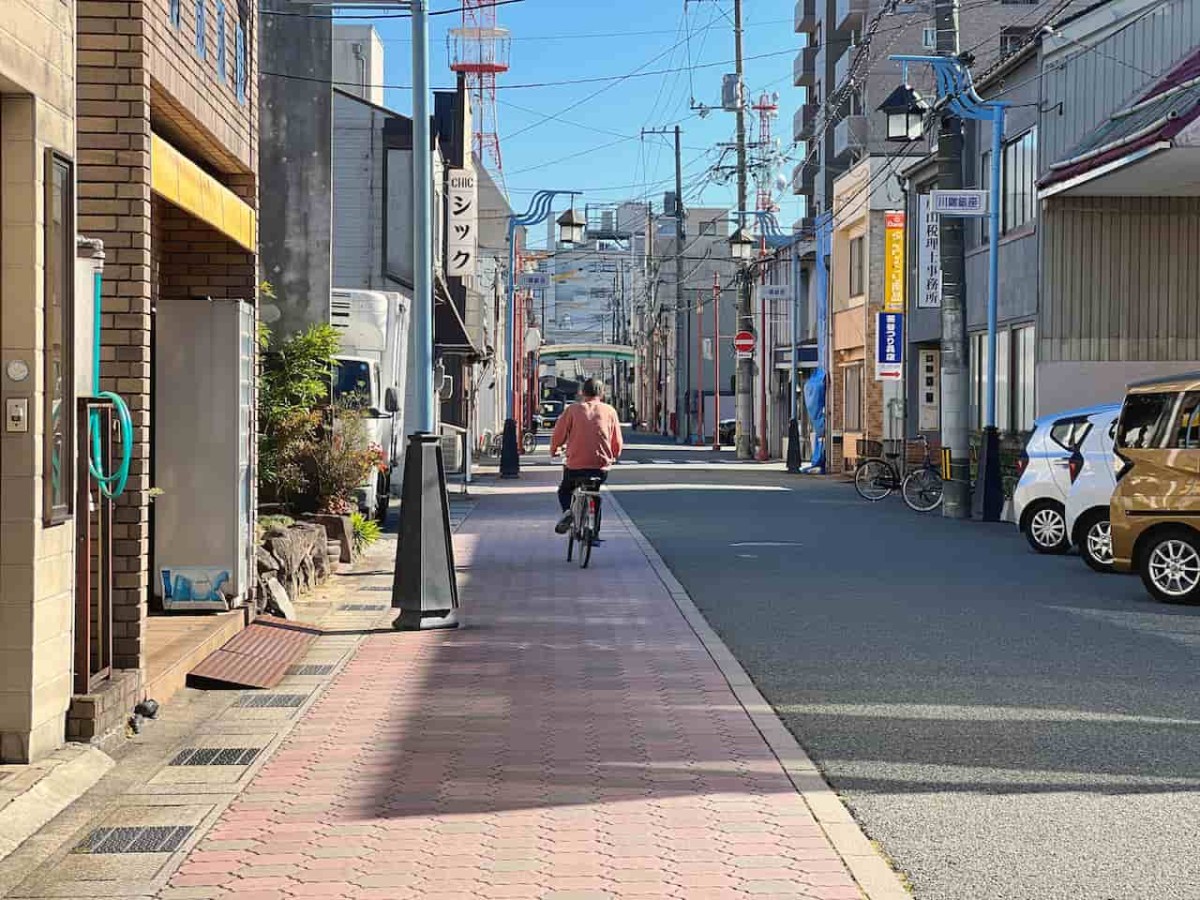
[
  {"x1": 885, "y1": 56, "x2": 1007, "y2": 522},
  {"x1": 502, "y1": 191, "x2": 582, "y2": 478}
]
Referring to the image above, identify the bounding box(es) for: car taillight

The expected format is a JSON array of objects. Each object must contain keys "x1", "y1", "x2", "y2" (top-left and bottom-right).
[
  {"x1": 1016, "y1": 450, "x2": 1029, "y2": 477},
  {"x1": 1114, "y1": 448, "x2": 1134, "y2": 482},
  {"x1": 1068, "y1": 450, "x2": 1084, "y2": 483}
]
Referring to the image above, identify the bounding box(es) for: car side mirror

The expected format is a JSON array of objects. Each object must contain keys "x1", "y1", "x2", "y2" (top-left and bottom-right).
[
  {"x1": 367, "y1": 407, "x2": 391, "y2": 419},
  {"x1": 384, "y1": 387, "x2": 400, "y2": 414}
]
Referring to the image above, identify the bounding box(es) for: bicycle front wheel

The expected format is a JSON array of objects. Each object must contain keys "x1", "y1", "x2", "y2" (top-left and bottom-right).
[
  {"x1": 902, "y1": 467, "x2": 943, "y2": 512},
  {"x1": 522, "y1": 431, "x2": 536, "y2": 454},
  {"x1": 854, "y1": 459, "x2": 895, "y2": 501}
]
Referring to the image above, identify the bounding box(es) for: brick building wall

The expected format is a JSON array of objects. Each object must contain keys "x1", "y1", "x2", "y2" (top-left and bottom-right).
[{"x1": 75, "y1": 0, "x2": 257, "y2": 673}]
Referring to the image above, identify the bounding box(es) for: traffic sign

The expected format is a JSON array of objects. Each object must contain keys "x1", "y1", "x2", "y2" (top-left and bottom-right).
[{"x1": 733, "y1": 330, "x2": 755, "y2": 359}]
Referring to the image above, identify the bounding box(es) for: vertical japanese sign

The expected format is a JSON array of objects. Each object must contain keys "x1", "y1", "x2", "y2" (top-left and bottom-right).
[
  {"x1": 883, "y1": 211, "x2": 905, "y2": 313},
  {"x1": 446, "y1": 169, "x2": 477, "y2": 278},
  {"x1": 875, "y1": 312, "x2": 904, "y2": 381},
  {"x1": 918, "y1": 194, "x2": 942, "y2": 309}
]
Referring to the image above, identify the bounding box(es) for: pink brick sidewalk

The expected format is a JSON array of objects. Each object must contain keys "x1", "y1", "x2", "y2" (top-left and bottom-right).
[{"x1": 163, "y1": 475, "x2": 865, "y2": 900}]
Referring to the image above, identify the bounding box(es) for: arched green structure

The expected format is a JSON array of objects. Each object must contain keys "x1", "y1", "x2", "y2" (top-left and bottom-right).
[{"x1": 538, "y1": 343, "x2": 635, "y2": 362}]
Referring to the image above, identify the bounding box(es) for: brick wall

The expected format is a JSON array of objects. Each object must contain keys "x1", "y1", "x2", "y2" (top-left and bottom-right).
[{"x1": 76, "y1": 0, "x2": 258, "y2": 674}]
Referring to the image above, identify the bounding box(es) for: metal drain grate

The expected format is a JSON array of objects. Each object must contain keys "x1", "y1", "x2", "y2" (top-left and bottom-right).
[
  {"x1": 234, "y1": 693, "x2": 308, "y2": 709},
  {"x1": 74, "y1": 825, "x2": 193, "y2": 854},
  {"x1": 337, "y1": 603, "x2": 387, "y2": 611},
  {"x1": 288, "y1": 663, "x2": 335, "y2": 676},
  {"x1": 169, "y1": 747, "x2": 262, "y2": 767}
]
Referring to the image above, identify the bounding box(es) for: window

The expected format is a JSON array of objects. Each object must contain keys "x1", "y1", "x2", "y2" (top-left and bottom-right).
[
  {"x1": 979, "y1": 149, "x2": 991, "y2": 244},
  {"x1": 1001, "y1": 0, "x2": 1039, "y2": 4},
  {"x1": 849, "y1": 235, "x2": 864, "y2": 297},
  {"x1": 44, "y1": 152, "x2": 74, "y2": 525},
  {"x1": 1116, "y1": 393, "x2": 1176, "y2": 450},
  {"x1": 169, "y1": 0, "x2": 181, "y2": 28},
  {"x1": 1000, "y1": 26, "x2": 1033, "y2": 57},
  {"x1": 970, "y1": 331, "x2": 986, "y2": 430},
  {"x1": 1012, "y1": 324, "x2": 1035, "y2": 431},
  {"x1": 1171, "y1": 393, "x2": 1200, "y2": 449},
  {"x1": 1002, "y1": 128, "x2": 1037, "y2": 233},
  {"x1": 843, "y1": 365, "x2": 862, "y2": 432},
  {"x1": 1050, "y1": 418, "x2": 1092, "y2": 452},
  {"x1": 195, "y1": 0, "x2": 206, "y2": 58},
  {"x1": 216, "y1": 1, "x2": 227, "y2": 82},
  {"x1": 922, "y1": 27, "x2": 936, "y2": 50},
  {"x1": 333, "y1": 360, "x2": 377, "y2": 410},
  {"x1": 235, "y1": 22, "x2": 246, "y2": 104}
]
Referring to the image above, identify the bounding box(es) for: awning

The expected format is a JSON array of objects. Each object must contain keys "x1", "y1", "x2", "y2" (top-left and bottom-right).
[
  {"x1": 434, "y1": 271, "x2": 479, "y2": 357},
  {"x1": 1040, "y1": 49, "x2": 1200, "y2": 198},
  {"x1": 150, "y1": 133, "x2": 256, "y2": 251}
]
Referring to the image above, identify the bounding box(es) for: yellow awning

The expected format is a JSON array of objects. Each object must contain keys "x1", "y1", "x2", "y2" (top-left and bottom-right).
[{"x1": 150, "y1": 133, "x2": 256, "y2": 252}]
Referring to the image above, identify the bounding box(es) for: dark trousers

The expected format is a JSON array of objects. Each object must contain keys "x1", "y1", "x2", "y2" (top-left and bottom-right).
[{"x1": 558, "y1": 468, "x2": 607, "y2": 512}]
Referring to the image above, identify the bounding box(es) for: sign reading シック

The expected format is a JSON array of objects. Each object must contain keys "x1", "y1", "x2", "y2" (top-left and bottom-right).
[
  {"x1": 883, "y1": 211, "x2": 905, "y2": 313},
  {"x1": 917, "y1": 194, "x2": 942, "y2": 309},
  {"x1": 931, "y1": 189, "x2": 988, "y2": 217},
  {"x1": 875, "y1": 312, "x2": 904, "y2": 381},
  {"x1": 446, "y1": 169, "x2": 477, "y2": 277}
]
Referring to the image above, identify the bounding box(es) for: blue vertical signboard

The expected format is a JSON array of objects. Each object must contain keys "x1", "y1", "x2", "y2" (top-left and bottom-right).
[{"x1": 876, "y1": 312, "x2": 904, "y2": 381}]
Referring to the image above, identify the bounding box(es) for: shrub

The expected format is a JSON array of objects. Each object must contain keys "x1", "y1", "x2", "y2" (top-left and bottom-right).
[
  {"x1": 350, "y1": 511, "x2": 382, "y2": 556},
  {"x1": 305, "y1": 410, "x2": 386, "y2": 515}
]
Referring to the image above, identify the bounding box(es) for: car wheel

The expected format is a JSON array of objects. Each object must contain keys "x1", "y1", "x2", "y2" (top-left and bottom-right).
[
  {"x1": 1024, "y1": 501, "x2": 1070, "y2": 554},
  {"x1": 1076, "y1": 509, "x2": 1114, "y2": 572},
  {"x1": 1140, "y1": 529, "x2": 1200, "y2": 603}
]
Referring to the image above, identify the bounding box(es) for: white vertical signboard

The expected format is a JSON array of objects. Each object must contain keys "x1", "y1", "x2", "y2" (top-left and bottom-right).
[
  {"x1": 446, "y1": 169, "x2": 478, "y2": 277},
  {"x1": 918, "y1": 194, "x2": 942, "y2": 309}
]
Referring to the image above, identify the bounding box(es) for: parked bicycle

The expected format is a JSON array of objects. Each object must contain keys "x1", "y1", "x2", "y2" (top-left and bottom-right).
[
  {"x1": 854, "y1": 434, "x2": 944, "y2": 512},
  {"x1": 565, "y1": 476, "x2": 604, "y2": 568}
]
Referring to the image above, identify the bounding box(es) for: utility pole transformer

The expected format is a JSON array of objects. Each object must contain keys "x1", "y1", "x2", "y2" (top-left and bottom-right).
[
  {"x1": 934, "y1": 0, "x2": 970, "y2": 518},
  {"x1": 732, "y1": 0, "x2": 753, "y2": 459}
]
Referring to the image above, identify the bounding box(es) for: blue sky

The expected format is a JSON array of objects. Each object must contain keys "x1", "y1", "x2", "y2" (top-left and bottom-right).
[{"x1": 350, "y1": 0, "x2": 803, "y2": 243}]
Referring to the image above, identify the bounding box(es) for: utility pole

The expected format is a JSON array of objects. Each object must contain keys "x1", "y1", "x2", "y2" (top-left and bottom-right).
[
  {"x1": 733, "y1": 0, "x2": 753, "y2": 460},
  {"x1": 934, "y1": 0, "x2": 969, "y2": 519}
]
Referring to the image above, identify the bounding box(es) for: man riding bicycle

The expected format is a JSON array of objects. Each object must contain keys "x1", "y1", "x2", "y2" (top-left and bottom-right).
[{"x1": 550, "y1": 378, "x2": 623, "y2": 534}]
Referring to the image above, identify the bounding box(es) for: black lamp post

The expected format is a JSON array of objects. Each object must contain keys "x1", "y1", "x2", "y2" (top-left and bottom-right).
[{"x1": 878, "y1": 84, "x2": 929, "y2": 143}]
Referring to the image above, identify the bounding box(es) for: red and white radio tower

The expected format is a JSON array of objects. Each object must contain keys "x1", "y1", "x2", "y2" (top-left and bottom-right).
[
  {"x1": 450, "y1": 1, "x2": 511, "y2": 177},
  {"x1": 752, "y1": 91, "x2": 779, "y2": 214}
]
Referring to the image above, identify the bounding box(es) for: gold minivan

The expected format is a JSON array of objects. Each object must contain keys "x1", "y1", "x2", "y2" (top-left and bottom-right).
[{"x1": 1110, "y1": 372, "x2": 1200, "y2": 602}]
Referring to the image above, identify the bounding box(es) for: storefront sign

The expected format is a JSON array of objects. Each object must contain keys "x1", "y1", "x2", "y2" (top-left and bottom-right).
[
  {"x1": 918, "y1": 348, "x2": 940, "y2": 430},
  {"x1": 876, "y1": 312, "x2": 904, "y2": 381},
  {"x1": 446, "y1": 169, "x2": 478, "y2": 277},
  {"x1": 918, "y1": 195, "x2": 942, "y2": 310},
  {"x1": 883, "y1": 211, "x2": 905, "y2": 313}
]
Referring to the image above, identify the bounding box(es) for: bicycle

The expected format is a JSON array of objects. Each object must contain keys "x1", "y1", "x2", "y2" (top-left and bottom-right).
[
  {"x1": 853, "y1": 435, "x2": 944, "y2": 513},
  {"x1": 565, "y1": 475, "x2": 604, "y2": 569},
  {"x1": 521, "y1": 428, "x2": 537, "y2": 455}
]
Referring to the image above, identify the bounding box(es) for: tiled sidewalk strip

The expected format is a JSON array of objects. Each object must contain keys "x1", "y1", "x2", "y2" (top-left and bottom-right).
[{"x1": 159, "y1": 474, "x2": 903, "y2": 900}]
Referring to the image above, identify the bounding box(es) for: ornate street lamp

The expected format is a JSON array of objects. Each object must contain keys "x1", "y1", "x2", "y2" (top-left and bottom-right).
[
  {"x1": 878, "y1": 83, "x2": 929, "y2": 143},
  {"x1": 556, "y1": 207, "x2": 586, "y2": 246},
  {"x1": 728, "y1": 226, "x2": 756, "y2": 261}
]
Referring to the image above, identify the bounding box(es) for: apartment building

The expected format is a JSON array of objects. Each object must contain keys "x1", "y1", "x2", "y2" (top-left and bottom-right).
[{"x1": 0, "y1": 0, "x2": 79, "y2": 763}]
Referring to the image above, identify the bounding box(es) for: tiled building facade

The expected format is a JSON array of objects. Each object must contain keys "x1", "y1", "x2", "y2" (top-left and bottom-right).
[{"x1": 0, "y1": 0, "x2": 79, "y2": 763}]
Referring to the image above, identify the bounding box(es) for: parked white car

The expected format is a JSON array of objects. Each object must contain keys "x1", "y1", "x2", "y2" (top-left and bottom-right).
[
  {"x1": 1064, "y1": 404, "x2": 1122, "y2": 571},
  {"x1": 1013, "y1": 403, "x2": 1117, "y2": 555}
]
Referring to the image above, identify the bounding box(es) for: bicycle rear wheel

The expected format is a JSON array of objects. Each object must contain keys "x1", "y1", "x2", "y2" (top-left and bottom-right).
[
  {"x1": 854, "y1": 459, "x2": 895, "y2": 501},
  {"x1": 566, "y1": 527, "x2": 575, "y2": 561},
  {"x1": 902, "y1": 467, "x2": 943, "y2": 512},
  {"x1": 522, "y1": 431, "x2": 536, "y2": 454}
]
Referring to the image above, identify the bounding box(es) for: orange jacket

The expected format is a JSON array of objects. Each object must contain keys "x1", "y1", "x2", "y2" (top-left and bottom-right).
[{"x1": 550, "y1": 399, "x2": 623, "y2": 471}]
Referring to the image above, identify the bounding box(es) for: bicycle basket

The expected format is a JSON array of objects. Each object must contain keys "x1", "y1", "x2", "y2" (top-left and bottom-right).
[{"x1": 856, "y1": 439, "x2": 883, "y2": 458}]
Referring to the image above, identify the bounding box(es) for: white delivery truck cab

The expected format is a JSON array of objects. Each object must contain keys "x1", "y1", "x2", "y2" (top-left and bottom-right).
[{"x1": 330, "y1": 289, "x2": 411, "y2": 519}]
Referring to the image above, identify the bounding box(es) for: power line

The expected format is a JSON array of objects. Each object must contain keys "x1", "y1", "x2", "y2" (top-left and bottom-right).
[{"x1": 258, "y1": 0, "x2": 527, "y2": 18}]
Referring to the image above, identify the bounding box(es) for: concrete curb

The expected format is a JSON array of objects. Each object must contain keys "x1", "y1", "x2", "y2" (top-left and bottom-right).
[
  {"x1": 608, "y1": 492, "x2": 912, "y2": 900},
  {"x1": 0, "y1": 745, "x2": 115, "y2": 863}
]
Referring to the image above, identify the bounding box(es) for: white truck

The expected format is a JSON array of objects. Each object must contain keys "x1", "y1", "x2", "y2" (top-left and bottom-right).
[{"x1": 330, "y1": 289, "x2": 411, "y2": 520}]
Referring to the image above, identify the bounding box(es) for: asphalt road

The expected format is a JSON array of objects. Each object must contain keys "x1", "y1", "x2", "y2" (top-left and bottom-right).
[{"x1": 607, "y1": 434, "x2": 1200, "y2": 900}]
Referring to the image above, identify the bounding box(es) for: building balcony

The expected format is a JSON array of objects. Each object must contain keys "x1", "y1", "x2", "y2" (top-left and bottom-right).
[
  {"x1": 835, "y1": 0, "x2": 866, "y2": 36},
  {"x1": 833, "y1": 114, "x2": 869, "y2": 161},
  {"x1": 834, "y1": 45, "x2": 858, "y2": 90},
  {"x1": 793, "y1": 103, "x2": 818, "y2": 142},
  {"x1": 795, "y1": 0, "x2": 817, "y2": 33},
  {"x1": 794, "y1": 45, "x2": 818, "y2": 87},
  {"x1": 792, "y1": 154, "x2": 819, "y2": 195}
]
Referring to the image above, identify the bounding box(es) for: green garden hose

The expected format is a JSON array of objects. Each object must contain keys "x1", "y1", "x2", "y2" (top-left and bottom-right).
[{"x1": 87, "y1": 270, "x2": 132, "y2": 498}]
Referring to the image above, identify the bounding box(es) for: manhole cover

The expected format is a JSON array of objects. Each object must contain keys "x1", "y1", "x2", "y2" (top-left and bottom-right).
[
  {"x1": 234, "y1": 694, "x2": 307, "y2": 709},
  {"x1": 73, "y1": 825, "x2": 193, "y2": 854},
  {"x1": 169, "y1": 748, "x2": 262, "y2": 767},
  {"x1": 337, "y1": 603, "x2": 386, "y2": 611},
  {"x1": 288, "y1": 664, "x2": 335, "y2": 676}
]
